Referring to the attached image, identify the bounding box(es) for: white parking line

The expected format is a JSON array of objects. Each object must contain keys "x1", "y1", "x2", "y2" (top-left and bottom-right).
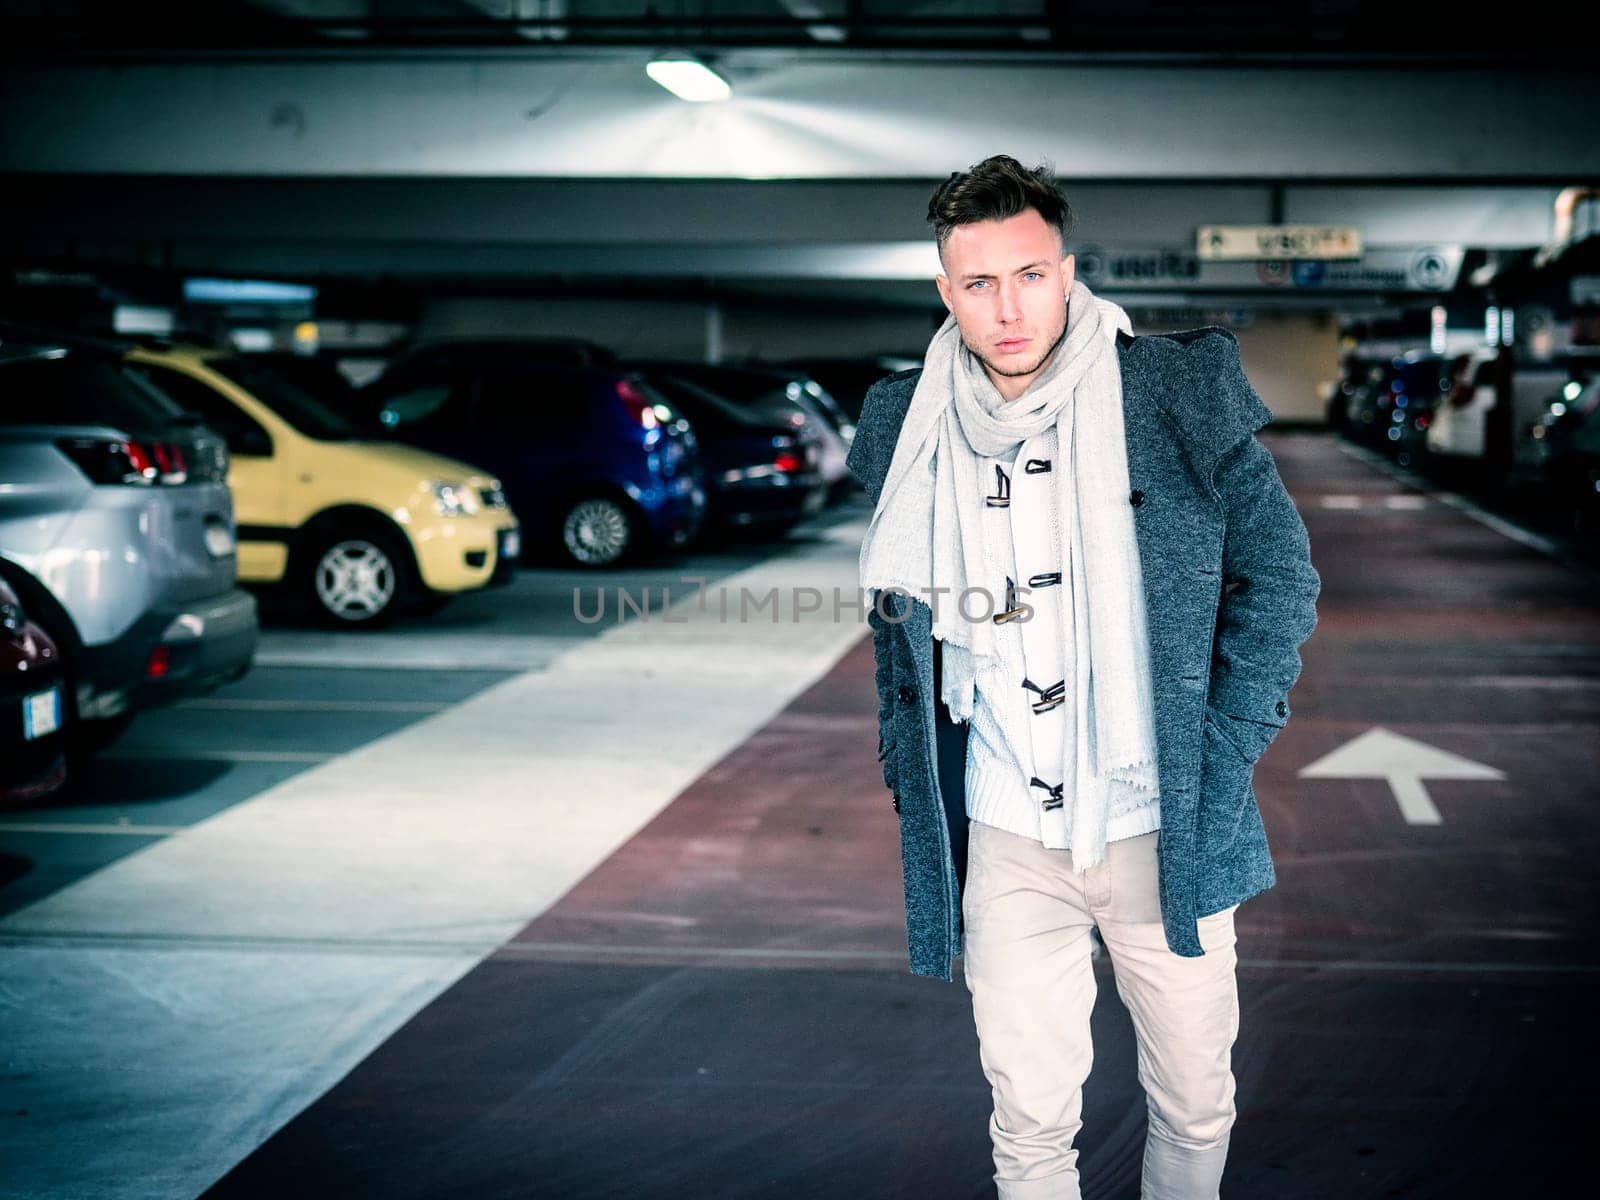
[
  {"x1": 0, "y1": 518, "x2": 873, "y2": 1200},
  {"x1": 1, "y1": 929, "x2": 1589, "y2": 975},
  {"x1": 103, "y1": 749, "x2": 336, "y2": 764},
  {"x1": 1315, "y1": 491, "x2": 1429, "y2": 511},
  {"x1": 1429, "y1": 488, "x2": 1566, "y2": 556},
  {"x1": 0, "y1": 823, "x2": 184, "y2": 837},
  {"x1": 178, "y1": 699, "x2": 450, "y2": 714},
  {"x1": 1236, "y1": 958, "x2": 1600, "y2": 975},
  {"x1": 1332, "y1": 440, "x2": 1566, "y2": 557},
  {"x1": 252, "y1": 633, "x2": 578, "y2": 671}
]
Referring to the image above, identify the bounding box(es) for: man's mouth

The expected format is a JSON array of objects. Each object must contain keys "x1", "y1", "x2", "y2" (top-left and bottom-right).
[{"x1": 995, "y1": 337, "x2": 1030, "y2": 352}]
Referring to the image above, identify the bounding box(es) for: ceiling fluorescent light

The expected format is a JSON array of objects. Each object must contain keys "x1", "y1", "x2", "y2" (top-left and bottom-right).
[{"x1": 646, "y1": 58, "x2": 731, "y2": 103}]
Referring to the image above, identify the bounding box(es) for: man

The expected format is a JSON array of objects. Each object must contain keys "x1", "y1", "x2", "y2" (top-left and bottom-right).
[{"x1": 846, "y1": 156, "x2": 1320, "y2": 1199}]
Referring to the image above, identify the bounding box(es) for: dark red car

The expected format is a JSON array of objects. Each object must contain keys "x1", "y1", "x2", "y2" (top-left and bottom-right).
[{"x1": 2, "y1": 575, "x2": 67, "y2": 804}]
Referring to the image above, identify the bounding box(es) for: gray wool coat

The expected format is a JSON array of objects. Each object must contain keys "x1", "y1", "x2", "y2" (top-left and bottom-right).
[{"x1": 846, "y1": 326, "x2": 1321, "y2": 982}]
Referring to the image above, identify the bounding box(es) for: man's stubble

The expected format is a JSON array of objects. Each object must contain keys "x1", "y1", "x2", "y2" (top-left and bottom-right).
[{"x1": 962, "y1": 300, "x2": 1071, "y2": 391}]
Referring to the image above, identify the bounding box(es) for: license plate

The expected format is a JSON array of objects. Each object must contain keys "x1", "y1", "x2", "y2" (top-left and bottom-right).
[
  {"x1": 23, "y1": 687, "x2": 62, "y2": 739},
  {"x1": 500, "y1": 529, "x2": 521, "y2": 559},
  {"x1": 204, "y1": 521, "x2": 236, "y2": 557}
]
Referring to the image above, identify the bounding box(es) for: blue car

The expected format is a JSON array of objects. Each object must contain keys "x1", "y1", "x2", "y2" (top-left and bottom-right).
[
  {"x1": 629, "y1": 366, "x2": 828, "y2": 535},
  {"x1": 359, "y1": 342, "x2": 706, "y2": 567}
]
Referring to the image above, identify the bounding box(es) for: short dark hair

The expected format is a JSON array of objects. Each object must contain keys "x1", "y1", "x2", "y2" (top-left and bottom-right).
[{"x1": 927, "y1": 155, "x2": 1075, "y2": 259}]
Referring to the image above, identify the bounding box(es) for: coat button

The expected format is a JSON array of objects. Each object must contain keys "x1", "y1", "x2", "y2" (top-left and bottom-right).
[
  {"x1": 892, "y1": 794, "x2": 901, "y2": 814},
  {"x1": 1275, "y1": 700, "x2": 1287, "y2": 717},
  {"x1": 1129, "y1": 488, "x2": 1145, "y2": 507},
  {"x1": 898, "y1": 684, "x2": 916, "y2": 705}
]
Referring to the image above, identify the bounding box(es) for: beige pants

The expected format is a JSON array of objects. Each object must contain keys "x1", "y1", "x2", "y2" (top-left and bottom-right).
[{"x1": 960, "y1": 820, "x2": 1241, "y2": 1200}]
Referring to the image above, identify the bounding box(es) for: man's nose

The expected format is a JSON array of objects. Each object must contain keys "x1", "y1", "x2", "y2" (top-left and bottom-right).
[{"x1": 997, "y1": 282, "x2": 1022, "y2": 323}]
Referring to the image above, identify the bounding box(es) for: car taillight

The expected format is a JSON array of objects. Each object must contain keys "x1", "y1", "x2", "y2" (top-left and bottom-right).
[
  {"x1": 56, "y1": 438, "x2": 190, "y2": 486},
  {"x1": 774, "y1": 450, "x2": 803, "y2": 472},
  {"x1": 150, "y1": 441, "x2": 188, "y2": 483},
  {"x1": 615, "y1": 379, "x2": 658, "y2": 429}
]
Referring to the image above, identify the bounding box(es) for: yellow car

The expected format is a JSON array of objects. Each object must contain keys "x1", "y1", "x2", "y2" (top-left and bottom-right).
[{"x1": 125, "y1": 346, "x2": 521, "y2": 627}]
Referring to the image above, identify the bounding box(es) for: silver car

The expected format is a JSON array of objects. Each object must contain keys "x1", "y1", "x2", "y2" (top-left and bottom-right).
[{"x1": 0, "y1": 332, "x2": 257, "y2": 752}]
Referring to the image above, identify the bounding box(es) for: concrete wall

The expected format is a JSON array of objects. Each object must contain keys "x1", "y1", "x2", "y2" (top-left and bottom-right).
[
  {"x1": 415, "y1": 294, "x2": 1334, "y2": 422},
  {"x1": 416, "y1": 294, "x2": 940, "y2": 360},
  {"x1": 1234, "y1": 311, "x2": 1342, "y2": 422}
]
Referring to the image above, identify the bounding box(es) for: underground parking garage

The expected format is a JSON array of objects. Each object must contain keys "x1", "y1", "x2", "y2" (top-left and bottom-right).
[{"x1": 2, "y1": 5, "x2": 1599, "y2": 1199}]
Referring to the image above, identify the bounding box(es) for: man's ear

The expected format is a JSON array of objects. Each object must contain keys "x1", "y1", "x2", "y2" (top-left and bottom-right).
[
  {"x1": 1061, "y1": 253, "x2": 1075, "y2": 294},
  {"x1": 935, "y1": 273, "x2": 953, "y2": 313}
]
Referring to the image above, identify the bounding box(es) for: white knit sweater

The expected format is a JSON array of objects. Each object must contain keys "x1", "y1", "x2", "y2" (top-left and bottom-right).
[{"x1": 963, "y1": 428, "x2": 1162, "y2": 851}]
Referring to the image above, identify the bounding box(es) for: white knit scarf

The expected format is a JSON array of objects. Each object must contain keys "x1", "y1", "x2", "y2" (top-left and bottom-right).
[{"x1": 858, "y1": 278, "x2": 1160, "y2": 866}]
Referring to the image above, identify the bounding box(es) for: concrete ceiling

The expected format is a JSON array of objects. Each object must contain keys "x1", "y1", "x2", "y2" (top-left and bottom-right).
[
  {"x1": 1, "y1": 0, "x2": 1585, "y2": 62},
  {"x1": 1, "y1": 1, "x2": 1591, "y2": 314}
]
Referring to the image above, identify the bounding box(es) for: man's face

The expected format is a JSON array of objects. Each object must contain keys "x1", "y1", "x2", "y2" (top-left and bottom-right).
[{"x1": 935, "y1": 208, "x2": 1075, "y2": 403}]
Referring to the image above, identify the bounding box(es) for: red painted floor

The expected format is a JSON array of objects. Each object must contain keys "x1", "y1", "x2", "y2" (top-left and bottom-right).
[
  {"x1": 502, "y1": 632, "x2": 909, "y2": 970},
  {"x1": 205, "y1": 432, "x2": 1599, "y2": 1200}
]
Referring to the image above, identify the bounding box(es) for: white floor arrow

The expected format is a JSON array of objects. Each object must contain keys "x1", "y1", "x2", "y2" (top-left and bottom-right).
[{"x1": 1297, "y1": 727, "x2": 1506, "y2": 825}]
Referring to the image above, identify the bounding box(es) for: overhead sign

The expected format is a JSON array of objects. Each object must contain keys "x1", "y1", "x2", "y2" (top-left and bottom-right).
[
  {"x1": 1073, "y1": 243, "x2": 1464, "y2": 294},
  {"x1": 1074, "y1": 246, "x2": 1200, "y2": 286},
  {"x1": 1197, "y1": 225, "x2": 1363, "y2": 261},
  {"x1": 1249, "y1": 245, "x2": 1463, "y2": 292}
]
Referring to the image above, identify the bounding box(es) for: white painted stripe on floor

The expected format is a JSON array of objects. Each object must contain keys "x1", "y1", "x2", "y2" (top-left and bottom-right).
[
  {"x1": 0, "y1": 823, "x2": 185, "y2": 837},
  {"x1": 103, "y1": 748, "x2": 336, "y2": 764},
  {"x1": 0, "y1": 930, "x2": 911, "y2": 963},
  {"x1": 178, "y1": 698, "x2": 450, "y2": 713},
  {"x1": 4, "y1": 931, "x2": 1593, "y2": 975},
  {"x1": 252, "y1": 632, "x2": 578, "y2": 671},
  {"x1": 1235, "y1": 957, "x2": 1600, "y2": 975},
  {"x1": 1427, "y1": 488, "x2": 1568, "y2": 556},
  {"x1": 1331, "y1": 440, "x2": 1566, "y2": 557},
  {"x1": 0, "y1": 520, "x2": 871, "y2": 1200}
]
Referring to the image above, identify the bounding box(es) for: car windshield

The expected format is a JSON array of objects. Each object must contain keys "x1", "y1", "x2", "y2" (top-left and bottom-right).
[
  {"x1": 646, "y1": 364, "x2": 790, "y2": 406},
  {"x1": 639, "y1": 373, "x2": 757, "y2": 431},
  {"x1": 1576, "y1": 379, "x2": 1600, "y2": 416},
  {"x1": 211, "y1": 357, "x2": 362, "y2": 441},
  {"x1": 798, "y1": 378, "x2": 848, "y2": 426},
  {"x1": 0, "y1": 353, "x2": 189, "y2": 430}
]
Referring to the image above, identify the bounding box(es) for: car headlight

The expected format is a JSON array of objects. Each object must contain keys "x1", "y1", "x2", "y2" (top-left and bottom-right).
[{"x1": 431, "y1": 481, "x2": 481, "y2": 517}]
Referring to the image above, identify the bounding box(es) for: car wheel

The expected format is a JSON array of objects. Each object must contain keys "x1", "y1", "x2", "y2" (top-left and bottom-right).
[
  {"x1": 302, "y1": 527, "x2": 412, "y2": 627},
  {"x1": 560, "y1": 495, "x2": 637, "y2": 567}
]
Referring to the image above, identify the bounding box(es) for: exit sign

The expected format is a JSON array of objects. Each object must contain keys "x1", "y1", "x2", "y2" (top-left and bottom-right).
[{"x1": 1197, "y1": 225, "x2": 1363, "y2": 261}]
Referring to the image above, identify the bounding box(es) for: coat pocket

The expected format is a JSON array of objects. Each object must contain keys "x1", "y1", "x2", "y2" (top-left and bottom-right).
[
  {"x1": 1204, "y1": 700, "x2": 1284, "y2": 766},
  {"x1": 877, "y1": 725, "x2": 898, "y2": 791},
  {"x1": 869, "y1": 596, "x2": 900, "y2": 792},
  {"x1": 1196, "y1": 712, "x2": 1255, "y2": 852}
]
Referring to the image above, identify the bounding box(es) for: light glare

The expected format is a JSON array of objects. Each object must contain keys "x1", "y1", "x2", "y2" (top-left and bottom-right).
[{"x1": 646, "y1": 59, "x2": 731, "y2": 103}]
